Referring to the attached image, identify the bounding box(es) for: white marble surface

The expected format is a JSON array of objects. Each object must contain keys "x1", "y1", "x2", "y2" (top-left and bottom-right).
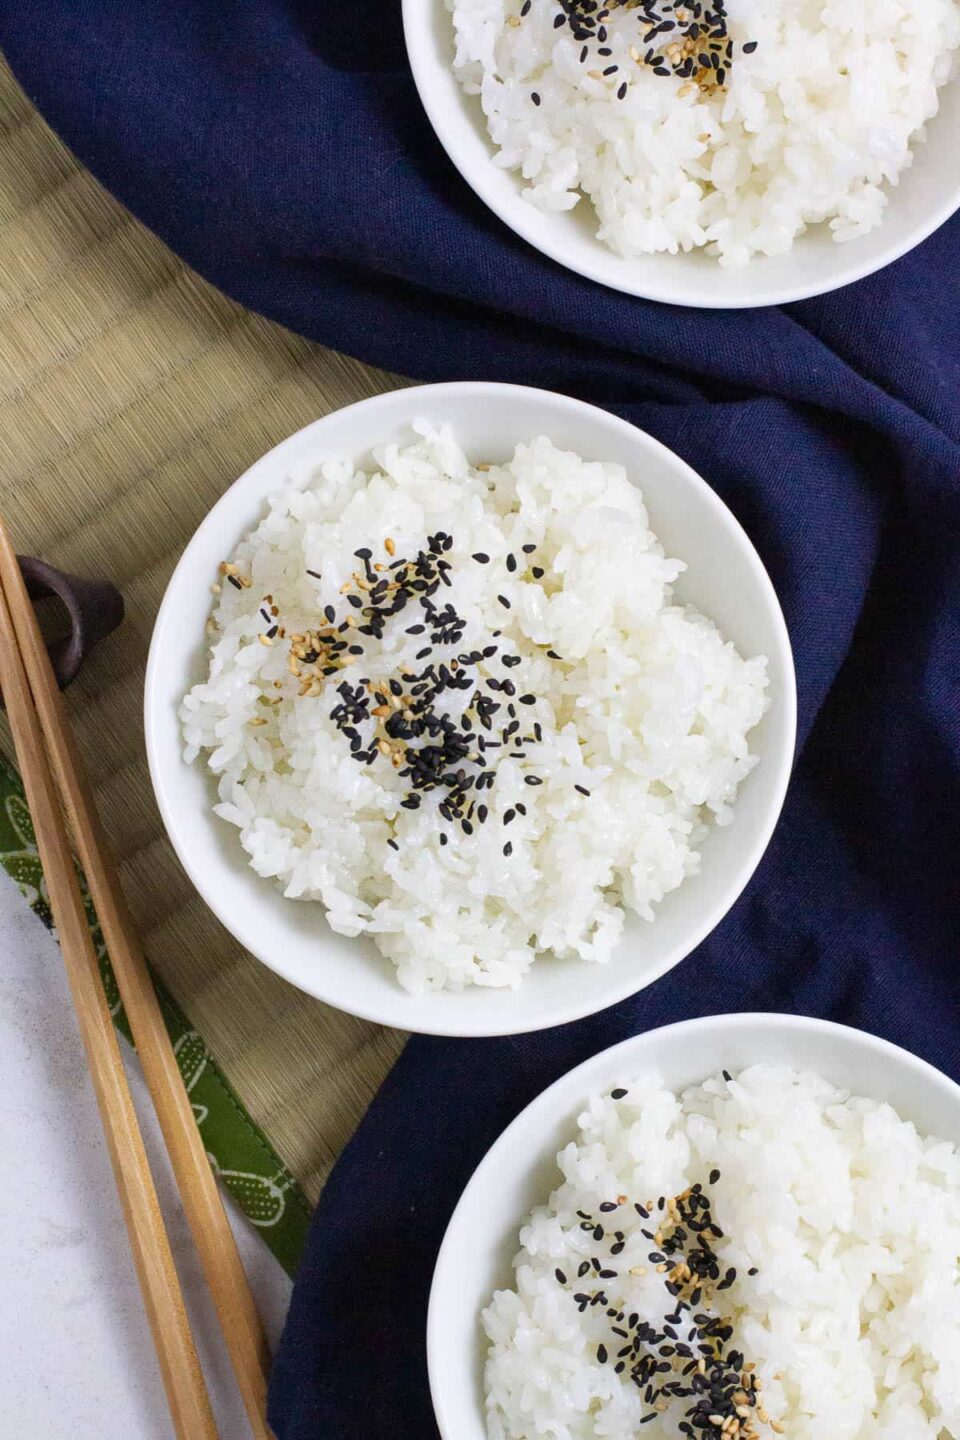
[{"x1": 0, "y1": 869, "x2": 293, "y2": 1439}]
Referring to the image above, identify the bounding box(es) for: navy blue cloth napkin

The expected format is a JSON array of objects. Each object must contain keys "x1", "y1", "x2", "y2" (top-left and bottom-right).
[{"x1": 4, "y1": 4, "x2": 959, "y2": 1435}]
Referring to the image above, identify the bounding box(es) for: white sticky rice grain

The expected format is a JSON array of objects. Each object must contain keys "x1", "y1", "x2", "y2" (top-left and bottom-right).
[
  {"x1": 448, "y1": 0, "x2": 960, "y2": 264},
  {"x1": 483, "y1": 1065, "x2": 960, "y2": 1439},
  {"x1": 180, "y1": 423, "x2": 768, "y2": 993}
]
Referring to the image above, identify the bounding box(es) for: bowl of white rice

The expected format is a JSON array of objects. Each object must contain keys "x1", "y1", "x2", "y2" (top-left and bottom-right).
[
  {"x1": 145, "y1": 383, "x2": 794, "y2": 1036},
  {"x1": 429, "y1": 1013, "x2": 960, "y2": 1439},
  {"x1": 402, "y1": 0, "x2": 960, "y2": 305}
]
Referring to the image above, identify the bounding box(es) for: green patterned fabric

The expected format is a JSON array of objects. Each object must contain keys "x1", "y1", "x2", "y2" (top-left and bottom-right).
[{"x1": 0, "y1": 751, "x2": 311, "y2": 1276}]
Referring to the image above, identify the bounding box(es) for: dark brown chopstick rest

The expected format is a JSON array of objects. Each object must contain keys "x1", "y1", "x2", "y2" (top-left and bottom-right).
[{"x1": 16, "y1": 556, "x2": 124, "y2": 690}]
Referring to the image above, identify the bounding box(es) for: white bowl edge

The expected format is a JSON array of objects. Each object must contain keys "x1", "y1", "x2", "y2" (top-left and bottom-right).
[
  {"x1": 402, "y1": 0, "x2": 960, "y2": 307},
  {"x1": 427, "y1": 1012, "x2": 960, "y2": 1439},
  {"x1": 145, "y1": 382, "x2": 796, "y2": 1036}
]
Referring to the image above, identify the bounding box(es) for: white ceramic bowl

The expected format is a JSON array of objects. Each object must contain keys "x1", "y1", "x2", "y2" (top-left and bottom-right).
[
  {"x1": 428, "y1": 1012, "x2": 960, "y2": 1439},
  {"x1": 402, "y1": 0, "x2": 960, "y2": 308},
  {"x1": 145, "y1": 382, "x2": 795, "y2": 1037}
]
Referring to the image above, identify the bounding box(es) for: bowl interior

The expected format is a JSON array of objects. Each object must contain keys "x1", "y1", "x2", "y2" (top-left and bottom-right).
[
  {"x1": 428, "y1": 1013, "x2": 960, "y2": 1440},
  {"x1": 402, "y1": 0, "x2": 960, "y2": 307},
  {"x1": 145, "y1": 383, "x2": 795, "y2": 1036}
]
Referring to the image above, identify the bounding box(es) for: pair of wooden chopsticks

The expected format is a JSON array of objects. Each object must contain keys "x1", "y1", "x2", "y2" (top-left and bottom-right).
[{"x1": 0, "y1": 519, "x2": 274, "y2": 1440}]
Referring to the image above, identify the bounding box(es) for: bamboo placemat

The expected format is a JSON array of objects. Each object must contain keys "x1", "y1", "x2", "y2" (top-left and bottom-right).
[{"x1": 0, "y1": 57, "x2": 409, "y2": 1204}]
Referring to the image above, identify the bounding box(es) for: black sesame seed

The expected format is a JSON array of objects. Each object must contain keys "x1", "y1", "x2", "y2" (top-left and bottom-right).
[
  {"x1": 503, "y1": 841, "x2": 513, "y2": 857},
  {"x1": 743, "y1": 38, "x2": 757, "y2": 51},
  {"x1": 532, "y1": 566, "x2": 545, "y2": 579},
  {"x1": 472, "y1": 552, "x2": 490, "y2": 564},
  {"x1": 575, "y1": 784, "x2": 591, "y2": 796},
  {"x1": 611, "y1": 1087, "x2": 628, "y2": 1099},
  {"x1": 497, "y1": 594, "x2": 511, "y2": 609}
]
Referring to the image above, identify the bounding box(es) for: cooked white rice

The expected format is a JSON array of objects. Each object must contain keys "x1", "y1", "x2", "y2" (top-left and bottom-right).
[
  {"x1": 180, "y1": 423, "x2": 767, "y2": 993},
  {"x1": 484, "y1": 1065, "x2": 960, "y2": 1438},
  {"x1": 448, "y1": 0, "x2": 960, "y2": 264}
]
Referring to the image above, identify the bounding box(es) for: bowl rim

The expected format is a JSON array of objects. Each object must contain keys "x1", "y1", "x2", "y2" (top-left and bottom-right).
[
  {"x1": 401, "y1": 0, "x2": 960, "y2": 308},
  {"x1": 145, "y1": 381, "x2": 796, "y2": 1036},
  {"x1": 427, "y1": 1010, "x2": 960, "y2": 1437}
]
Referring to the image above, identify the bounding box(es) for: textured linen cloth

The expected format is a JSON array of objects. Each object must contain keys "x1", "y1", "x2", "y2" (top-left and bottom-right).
[{"x1": 3, "y1": 4, "x2": 959, "y2": 1436}]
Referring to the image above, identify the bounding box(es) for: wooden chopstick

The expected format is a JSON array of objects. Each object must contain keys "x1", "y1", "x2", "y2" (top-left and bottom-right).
[
  {"x1": 0, "y1": 520, "x2": 275, "y2": 1440},
  {"x1": 0, "y1": 559, "x2": 219, "y2": 1439}
]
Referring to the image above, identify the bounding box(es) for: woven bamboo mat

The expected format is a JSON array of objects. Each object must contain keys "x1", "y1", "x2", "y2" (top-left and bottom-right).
[{"x1": 0, "y1": 58, "x2": 409, "y2": 1202}]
